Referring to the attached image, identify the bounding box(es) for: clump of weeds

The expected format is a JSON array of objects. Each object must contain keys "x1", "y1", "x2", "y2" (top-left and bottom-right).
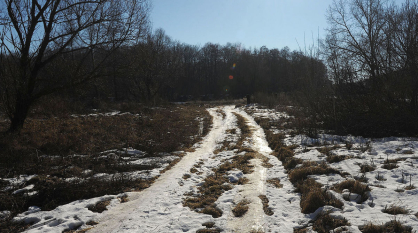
[
  {"x1": 332, "y1": 179, "x2": 371, "y2": 203},
  {"x1": 382, "y1": 204, "x2": 409, "y2": 215},
  {"x1": 312, "y1": 212, "x2": 350, "y2": 233},
  {"x1": 360, "y1": 220, "x2": 413, "y2": 233},
  {"x1": 232, "y1": 200, "x2": 250, "y2": 217}
]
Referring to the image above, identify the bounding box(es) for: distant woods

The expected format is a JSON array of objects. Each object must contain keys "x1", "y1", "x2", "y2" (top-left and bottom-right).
[
  {"x1": 97, "y1": 32, "x2": 328, "y2": 103},
  {"x1": 1, "y1": 0, "x2": 418, "y2": 137}
]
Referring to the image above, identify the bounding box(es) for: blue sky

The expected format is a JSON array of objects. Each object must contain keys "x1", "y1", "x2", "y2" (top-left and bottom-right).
[{"x1": 150, "y1": 0, "x2": 335, "y2": 51}]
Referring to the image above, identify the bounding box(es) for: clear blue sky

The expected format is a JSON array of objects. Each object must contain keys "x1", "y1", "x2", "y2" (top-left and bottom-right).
[{"x1": 150, "y1": 0, "x2": 335, "y2": 51}]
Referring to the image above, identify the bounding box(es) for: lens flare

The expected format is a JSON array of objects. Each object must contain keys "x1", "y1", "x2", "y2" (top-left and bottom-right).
[
  {"x1": 229, "y1": 75, "x2": 233, "y2": 80},
  {"x1": 231, "y1": 63, "x2": 236, "y2": 70}
]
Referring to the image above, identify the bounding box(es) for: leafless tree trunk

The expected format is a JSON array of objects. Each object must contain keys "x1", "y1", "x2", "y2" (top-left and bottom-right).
[{"x1": 0, "y1": 0, "x2": 150, "y2": 132}]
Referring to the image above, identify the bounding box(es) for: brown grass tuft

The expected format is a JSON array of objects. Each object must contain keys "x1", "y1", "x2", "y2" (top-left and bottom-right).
[
  {"x1": 160, "y1": 158, "x2": 181, "y2": 174},
  {"x1": 201, "y1": 204, "x2": 223, "y2": 218},
  {"x1": 360, "y1": 220, "x2": 413, "y2": 233},
  {"x1": 232, "y1": 200, "x2": 250, "y2": 217},
  {"x1": 333, "y1": 179, "x2": 371, "y2": 203},
  {"x1": 267, "y1": 178, "x2": 283, "y2": 188},
  {"x1": 259, "y1": 195, "x2": 274, "y2": 216},
  {"x1": 293, "y1": 228, "x2": 309, "y2": 233},
  {"x1": 312, "y1": 213, "x2": 350, "y2": 233},
  {"x1": 296, "y1": 179, "x2": 343, "y2": 214},
  {"x1": 327, "y1": 154, "x2": 348, "y2": 163},
  {"x1": 289, "y1": 161, "x2": 340, "y2": 184},
  {"x1": 383, "y1": 204, "x2": 409, "y2": 215},
  {"x1": 382, "y1": 163, "x2": 398, "y2": 170},
  {"x1": 300, "y1": 186, "x2": 327, "y2": 214},
  {"x1": 359, "y1": 163, "x2": 376, "y2": 173},
  {"x1": 405, "y1": 185, "x2": 416, "y2": 190},
  {"x1": 88, "y1": 199, "x2": 111, "y2": 213}
]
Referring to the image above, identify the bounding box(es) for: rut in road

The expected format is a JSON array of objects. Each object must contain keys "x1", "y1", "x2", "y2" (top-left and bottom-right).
[{"x1": 88, "y1": 106, "x2": 292, "y2": 233}]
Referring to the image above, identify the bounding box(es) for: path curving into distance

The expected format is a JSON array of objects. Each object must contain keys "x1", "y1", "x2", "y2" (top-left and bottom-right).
[{"x1": 88, "y1": 106, "x2": 292, "y2": 233}]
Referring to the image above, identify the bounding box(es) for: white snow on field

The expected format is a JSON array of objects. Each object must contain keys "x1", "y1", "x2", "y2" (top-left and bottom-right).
[
  {"x1": 10, "y1": 104, "x2": 418, "y2": 232},
  {"x1": 247, "y1": 105, "x2": 418, "y2": 232}
]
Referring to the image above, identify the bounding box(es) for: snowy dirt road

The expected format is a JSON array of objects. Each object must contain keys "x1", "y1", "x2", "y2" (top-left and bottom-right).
[
  {"x1": 14, "y1": 105, "x2": 418, "y2": 232},
  {"x1": 86, "y1": 105, "x2": 300, "y2": 233}
]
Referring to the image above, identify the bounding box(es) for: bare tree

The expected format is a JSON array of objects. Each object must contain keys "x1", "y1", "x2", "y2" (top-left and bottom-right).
[
  {"x1": 326, "y1": 0, "x2": 388, "y2": 87},
  {"x1": 389, "y1": 0, "x2": 418, "y2": 111},
  {"x1": 0, "y1": 0, "x2": 150, "y2": 132}
]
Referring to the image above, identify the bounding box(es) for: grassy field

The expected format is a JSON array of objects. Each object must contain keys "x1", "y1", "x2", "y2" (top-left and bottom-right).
[{"x1": 0, "y1": 102, "x2": 212, "y2": 232}]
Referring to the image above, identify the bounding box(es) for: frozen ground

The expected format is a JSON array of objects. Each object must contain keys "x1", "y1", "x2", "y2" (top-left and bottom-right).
[{"x1": 8, "y1": 105, "x2": 418, "y2": 232}]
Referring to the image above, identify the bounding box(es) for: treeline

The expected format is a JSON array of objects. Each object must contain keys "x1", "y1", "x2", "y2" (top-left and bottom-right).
[
  {"x1": 70, "y1": 29, "x2": 328, "y2": 104},
  {"x1": 2, "y1": 0, "x2": 418, "y2": 137}
]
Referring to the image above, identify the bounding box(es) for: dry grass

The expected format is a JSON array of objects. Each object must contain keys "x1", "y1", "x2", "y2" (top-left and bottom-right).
[
  {"x1": 404, "y1": 185, "x2": 416, "y2": 190},
  {"x1": 201, "y1": 222, "x2": 215, "y2": 228},
  {"x1": 183, "y1": 173, "x2": 231, "y2": 218},
  {"x1": 360, "y1": 220, "x2": 413, "y2": 233},
  {"x1": 359, "y1": 163, "x2": 376, "y2": 173},
  {"x1": 332, "y1": 179, "x2": 371, "y2": 203},
  {"x1": 288, "y1": 161, "x2": 340, "y2": 184},
  {"x1": 254, "y1": 117, "x2": 271, "y2": 130},
  {"x1": 293, "y1": 228, "x2": 309, "y2": 233},
  {"x1": 160, "y1": 158, "x2": 181, "y2": 174},
  {"x1": 196, "y1": 222, "x2": 223, "y2": 233},
  {"x1": 312, "y1": 213, "x2": 350, "y2": 233},
  {"x1": 260, "y1": 155, "x2": 273, "y2": 168},
  {"x1": 296, "y1": 179, "x2": 343, "y2": 214},
  {"x1": 232, "y1": 113, "x2": 252, "y2": 150},
  {"x1": 1, "y1": 105, "x2": 210, "y2": 160},
  {"x1": 232, "y1": 200, "x2": 250, "y2": 217},
  {"x1": 382, "y1": 163, "x2": 398, "y2": 170},
  {"x1": 375, "y1": 172, "x2": 387, "y2": 181},
  {"x1": 265, "y1": 130, "x2": 286, "y2": 152},
  {"x1": 201, "y1": 205, "x2": 223, "y2": 218},
  {"x1": 267, "y1": 178, "x2": 283, "y2": 188},
  {"x1": 216, "y1": 109, "x2": 226, "y2": 120},
  {"x1": 0, "y1": 104, "x2": 212, "y2": 230},
  {"x1": 300, "y1": 185, "x2": 327, "y2": 214},
  {"x1": 327, "y1": 154, "x2": 349, "y2": 163},
  {"x1": 259, "y1": 195, "x2": 274, "y2": 216},
  {"x1": 317, "y1": 145, "x2": 341, "y2": 156},
  {"x1": 184, "y1": 114, "x2": 255, "y2": 218},
  {"x1": 88, "y1": 199, "x2": 111, "y2": 213},
  {"x1": 196, "y1": 229, "x2": 222, "y2": 233},
  {"x1": 257, "y1": 115, "x2": 344, "y2": 214},
  {"x1": 237, "y1": 177, "x2": 249, "y2": 185},
  {"x1": 382, "y1": 204, "x2": 409, "y2": 215}
]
